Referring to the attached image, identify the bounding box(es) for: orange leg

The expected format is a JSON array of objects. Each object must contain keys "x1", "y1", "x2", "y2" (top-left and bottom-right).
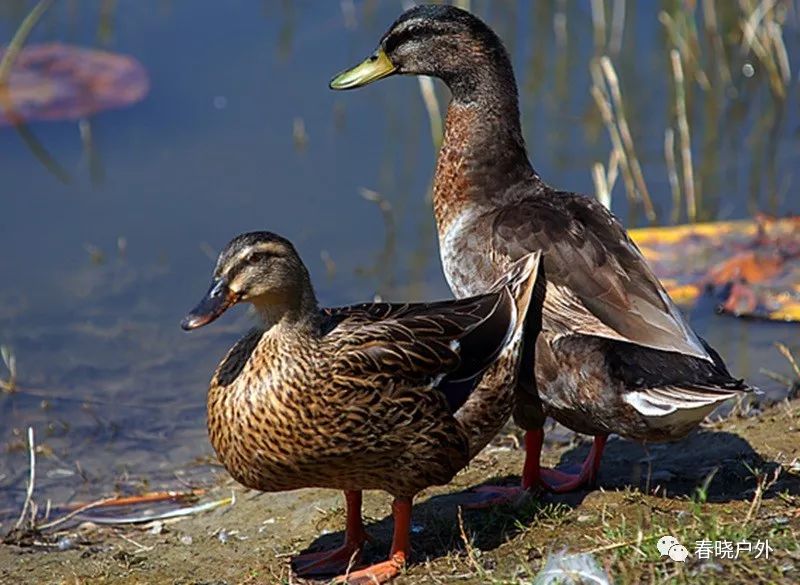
[
  {"x1": 464, "y1": 430, "x2": 543, "y2": 508},
  {"x1": 335, "y1": 496, "x2": 411, "y2": 584},
  {"x1": 539, "y1": 434, "x2": 607, "y2": 493},
  {"x1": 293, "y1": 490, "x2": 368, "y2": 576},
  {"x1": 521, "y1": 429, "x2": 544, "y2": 490}
]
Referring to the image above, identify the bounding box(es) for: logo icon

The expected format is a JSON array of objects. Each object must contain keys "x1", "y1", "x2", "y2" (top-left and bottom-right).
[{"x1": 657, "y1": 535, "x2": 691, "y2": 562}]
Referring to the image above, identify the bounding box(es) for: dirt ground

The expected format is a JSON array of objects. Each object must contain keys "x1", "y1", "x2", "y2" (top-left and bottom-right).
[{"x1": 2, "y1": 399, "x2": 799, "y2": 585}]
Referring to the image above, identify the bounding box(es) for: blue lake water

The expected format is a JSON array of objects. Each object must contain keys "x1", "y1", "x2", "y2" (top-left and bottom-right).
[{"x1": 0, "y1": 1, "x2": 798, "y2": 519}]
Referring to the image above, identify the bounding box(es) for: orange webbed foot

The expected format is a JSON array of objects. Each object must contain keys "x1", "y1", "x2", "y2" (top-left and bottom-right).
[
  {"x1": 462, "y1": 429, "x2": 545, "y2": 509},
  {"x1": 334, "y1": 552, "x2": 405, "y2": 584},
  {"x1": 333, "y1": 496, "x2": 412, "y2": 584},
  {"x1": 539, "y1": 466, "x2": 595, "y2": 493},
  {"x1": 462, "y1": 484, "x2": 531, "y2": 509},
  {"x1": 293, "y1": 490, "x2": 367, "y2": 577},
  {"x1": 292, "y1": 543, "x2": 365, "y2": 577},
  {"x1": 463, "y1": 431, "x2": 607, "y2": 499},
  {"x1": 538, "y1": 435, "x2": 607, "y2": 494}
]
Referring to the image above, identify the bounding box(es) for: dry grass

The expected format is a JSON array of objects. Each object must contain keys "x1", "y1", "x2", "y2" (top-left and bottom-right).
[{"x1": 761, "y1": 343, "x2": 800, "y2": 398}]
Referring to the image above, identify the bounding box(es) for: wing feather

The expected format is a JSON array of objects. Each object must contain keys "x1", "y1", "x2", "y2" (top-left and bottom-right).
[
  {"x1": 321, "y1": 291, "x2": 513, "y2": 407},
  {"x1": 319, "y1": 253, "x2": 543, "y2": 412},
  {"x1": 490, "y1": 193, "x2": 709, "y2": 360}
]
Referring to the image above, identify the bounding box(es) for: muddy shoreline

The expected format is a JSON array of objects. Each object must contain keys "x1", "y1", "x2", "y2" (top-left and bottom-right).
[{"x1": 2, "y1": 398, "x2": 799, "y2": 584}]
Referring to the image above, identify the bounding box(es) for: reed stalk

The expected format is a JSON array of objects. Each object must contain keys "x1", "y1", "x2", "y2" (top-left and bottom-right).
[
  {"x1": 740, "y1": 0, "x2": 791, "y2": 98},
  {"x1": 14, "y1": 428, "x2": 36, "y2": 530},
  {"x1": 554, "y1": 0, "x2": 567, "y2": 49},
  {"x1": 592, "y1": 163, "x2": 610, "y2": 210},
  {"x1": 609, "y1": 0, "x2": 626, "y2": 55},
  {"x1": 702, "y1": 0, "x2": 732, "y2": 87},
  {"x1": 659, "y1": 10, "x2": 710, "y2": 90},
  {"x1": 590, "y1": 0, "x2": 607, "y2": 54},
  {"x1": 0, "y1": 0, "x2": 55, "y2": 85},
  {"x1": 590, "y1": 57, "x2": 655, "y2": 222},
  {"x1": 590, "y1": 83, "x2": 638, "y2": 212},
  {"x1": 670, "y1": 50, "x2": 697, "y2": 223},
  {"x1": 664, "y1": 128, "x2": 681, "y2": 224},
  {"x1": 417, "y1": 76, "x2": 443, "y2": 149},
  {"x1": 600, "y1": 57, "x2": 656, "y2": 222}
]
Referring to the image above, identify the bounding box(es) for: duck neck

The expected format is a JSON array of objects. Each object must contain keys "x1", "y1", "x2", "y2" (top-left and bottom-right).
[
  {"x1": 433, "y1": 51, "x2": 538, "y2": 232},
  {"x1": 251, "y1": 282, "x2": 320, "y2": 335}
]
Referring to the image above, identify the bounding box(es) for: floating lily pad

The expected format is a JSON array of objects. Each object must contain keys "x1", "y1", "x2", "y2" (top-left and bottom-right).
[
  {"x1": 630, "y1": 215, "x2": 800, "y2": 321},
  {"x1": 0, "y1": 42, "x2": 148, "y2": 125}
]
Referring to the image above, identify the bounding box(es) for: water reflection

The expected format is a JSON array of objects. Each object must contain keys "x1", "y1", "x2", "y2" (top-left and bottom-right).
[{"x1": 0, "y1": 0, "x2": 797, "y2": 519}]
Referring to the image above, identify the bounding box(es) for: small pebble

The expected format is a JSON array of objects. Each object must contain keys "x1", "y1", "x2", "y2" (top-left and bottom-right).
[
  {"x1": 179, "y1": 535, "x2": 193, "y2": 546},
  {"x1": 258, "y1": 518, "x2": 276, "y2": 532},
  {"x1": 576, "y1": 514, "x2": 592, "y2": 523},
  {"x1": 77, "y1": 522, "x2": 98, "y2": 534},
  {"x1": 57, "y1": 536, "x2": 76, "y2": 551},
  {"x1": 47, "y1": 468, "x2": 76, "y2": 479},
  {"x1": 148, "y1": 521, "x2": 164, "y2": 535},
  {"x1": 217, "y1": 530, "x2": 229, "y2": 544}
]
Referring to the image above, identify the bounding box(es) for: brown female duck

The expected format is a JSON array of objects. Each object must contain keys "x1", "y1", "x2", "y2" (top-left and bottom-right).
[
  {"x1": 182, "y1": 231, "x2": 544, "y2": 583},
  {"x1": 330, "y1": 5, "x2": 752, "y2": 500}
]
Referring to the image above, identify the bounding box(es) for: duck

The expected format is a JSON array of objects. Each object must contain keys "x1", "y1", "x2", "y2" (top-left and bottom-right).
[
  {"x1": 330, "y1": 4, "x2": 752, "y2": 501},
  {"x1": 181, "y1": 230, "x2": 545, "y2": 583}
]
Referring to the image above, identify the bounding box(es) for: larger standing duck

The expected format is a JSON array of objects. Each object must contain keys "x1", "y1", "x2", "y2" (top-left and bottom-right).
[
  {"x1": 330, "y1": 4, "x2": 752, "y2": 500},
  {"x1": 182, "y1": 231, "x2": 545, "y2": 583}
]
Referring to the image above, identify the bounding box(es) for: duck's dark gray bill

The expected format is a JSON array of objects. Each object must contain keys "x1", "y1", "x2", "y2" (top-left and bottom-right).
[
  {"x1": 181, "y1": 278, "x2": 233, "y2": 331},
  {"x1": 329, "y1": 49, "x2": 396, "y2": 90}
]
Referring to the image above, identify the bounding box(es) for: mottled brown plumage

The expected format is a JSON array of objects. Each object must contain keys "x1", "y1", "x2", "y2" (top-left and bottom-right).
[
  {"x1": 330, "y1": 4, "x2": 752, "y2": 496},
  {"x1": 183, "y1": 231, "x2": 545, "y2": 583}
]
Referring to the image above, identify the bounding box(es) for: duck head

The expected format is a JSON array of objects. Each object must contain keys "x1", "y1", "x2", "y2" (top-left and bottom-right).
[
  {"x1": 182, "y1": 231, "x2": 317, "y2": 331},
  {"x1": 329, "y1": 4, "x2": 511, "y2": 98}
]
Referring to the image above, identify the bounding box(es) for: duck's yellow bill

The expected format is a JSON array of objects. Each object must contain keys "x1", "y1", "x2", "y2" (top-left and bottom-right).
[{"x1": 329, "y1": 50, "x2": 396, "y2": 90}]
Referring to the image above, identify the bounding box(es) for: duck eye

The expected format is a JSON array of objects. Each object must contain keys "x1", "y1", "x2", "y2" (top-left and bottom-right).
[{"x1": 246, "y1": 251, "x2": 277, "y2": 264}]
